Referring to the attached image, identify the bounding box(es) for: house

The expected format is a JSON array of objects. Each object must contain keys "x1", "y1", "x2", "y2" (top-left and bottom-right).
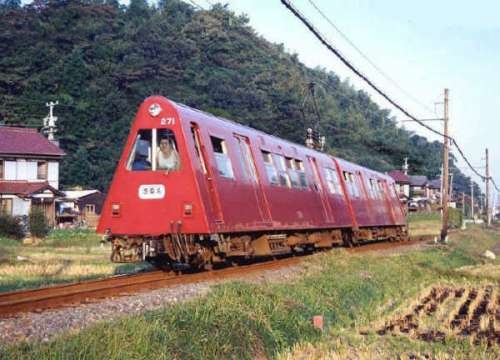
[
  {"x1": 427, "y1": 178, "x2": 442, "y2": 204},
  {"x1": 56, "y1": 189, "x2": 106, "y2": 228},
  {"x1": 0, "y1": 126, "x2": 65, "y2": 225},
  {"x1": 388, "y1": 170, "x2": 410, "y2": 200},
  {"x1": 409, "y1": 175, "x2": 429, "y2": 198}
]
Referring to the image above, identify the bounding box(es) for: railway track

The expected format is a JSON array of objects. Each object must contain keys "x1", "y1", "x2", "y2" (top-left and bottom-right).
[{"x1": 0, "y1": 235, "x2": 433, "y2": 318}]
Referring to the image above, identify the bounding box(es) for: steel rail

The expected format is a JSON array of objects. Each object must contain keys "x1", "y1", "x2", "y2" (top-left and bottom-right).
[{"x1": 0, "y1": 236, "x2": 433, "y2": 317}]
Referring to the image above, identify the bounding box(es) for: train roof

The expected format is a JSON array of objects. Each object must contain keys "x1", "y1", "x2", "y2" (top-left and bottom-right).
[{"x1": 155, "y1": 97, "x2": 393, "y2": 183}]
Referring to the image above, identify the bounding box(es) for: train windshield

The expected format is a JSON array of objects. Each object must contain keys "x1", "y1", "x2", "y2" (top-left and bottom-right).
[{"x1": 127, "y1": 129, "x2": 181, "y2": 172}]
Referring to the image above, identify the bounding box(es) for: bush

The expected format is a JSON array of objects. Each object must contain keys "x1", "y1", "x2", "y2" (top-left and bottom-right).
[
  {"x1": 448, "y1": 207, "x2": 463, "y2": 228},
  {"x1": 29, "y1": 208, "x2": 50, "y2": 238},
  {"x1": 0, "y1": 213, "x2": 25, "y2": 239}
]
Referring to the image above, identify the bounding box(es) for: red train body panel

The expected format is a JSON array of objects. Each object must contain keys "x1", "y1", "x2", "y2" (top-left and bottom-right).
[{"x1": 98, "y1": 96, "x2": 407, "y2": 265}]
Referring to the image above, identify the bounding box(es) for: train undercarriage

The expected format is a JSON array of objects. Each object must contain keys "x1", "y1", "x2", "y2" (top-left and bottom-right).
[{"x1": 108, "y1": 225, "x2": 408, "y2": 269}]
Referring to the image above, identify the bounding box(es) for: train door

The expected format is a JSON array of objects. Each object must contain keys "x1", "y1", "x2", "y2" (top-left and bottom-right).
[
  {"x1": 307, "y1": 156, "x2": 334, "y2": 223},
  {"x1": 190, "y1": 123, "x2": 224, "y2": 222},
  {"x1": 379, "y1": 179, "x2": 397, "y2": 224},
  {"x1": 234, "y1": 134, "x2": 272, "y2": 224}
]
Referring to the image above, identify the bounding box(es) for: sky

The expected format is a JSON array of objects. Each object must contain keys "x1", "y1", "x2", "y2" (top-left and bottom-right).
[{"x1": 218, "y1": 0, "x2": 500, "y2": 197}]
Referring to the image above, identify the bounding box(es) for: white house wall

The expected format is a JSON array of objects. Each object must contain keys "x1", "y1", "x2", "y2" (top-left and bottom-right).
[
  {"x1": 26, "y1": 161, "x2": 37, "y2": 180},
  {"x1": 12, "y1": 196, "x2": 31, "y2": 217},
  {"x1": 17, "y1": 159, "x2": 27, "y2": 179},
  {"x1": 4, "y1": 161, "x2": 16, "y2": 180},
  {"x1": 48, "y1": 162, "x2": 59, "y2": 189}
]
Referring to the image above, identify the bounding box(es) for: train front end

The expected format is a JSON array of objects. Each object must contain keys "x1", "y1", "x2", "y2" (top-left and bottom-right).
[{"x1": 97, "y1": 96, "x2": 209, "y2": 266}]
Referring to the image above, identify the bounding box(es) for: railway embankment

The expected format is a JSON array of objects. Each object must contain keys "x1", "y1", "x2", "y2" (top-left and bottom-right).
[{"x1": 0, "y1": 225, "x2": 498, "y2": 359}]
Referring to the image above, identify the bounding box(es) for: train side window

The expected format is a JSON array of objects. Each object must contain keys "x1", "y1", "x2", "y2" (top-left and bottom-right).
[
  {"x1": 286, "y1": 158, "x2": 300, "y2": 188},
  {"x1": 343, "y1": 171, "x2": 359, "y2": 198},
  {"x1": 128, "y1": 130, "x2": 152, "y2": 171},
  {"x1": 261, "y1": 151, "x2": 279, "y2": 185},
  {"x1": 324, "y1": 168, "x2": 343, "y2": 195},
  {"x1": 295, "y1": 159, "x2": 308, "y2": 188},
  {"x1": 156, "y1": 129, "x2": 180, "y2": 171},
  {"x1": 274, "y1": 154, "x2": 291, "y2": 188},
  {"x1": 368, "y1": 179, "x2": 378, "y2": 199},
  {"x1": 234, "y1": 136, "x2": 258, "y2": 183},
  {"x1": 378, "y1": 180, "x2": 386, "y2": 198},
  {"x1": 210, "y1": 136, "x2": 234, "y2": 178}
]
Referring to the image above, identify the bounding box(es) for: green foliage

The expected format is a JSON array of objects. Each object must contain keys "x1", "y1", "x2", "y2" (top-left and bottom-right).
[
  {"x1": 0, "y1": 1, "x2": 471, "y2": 192},
  {"x1": 28, "y1": 208, "x2": 50, "y2": 238},
  {"x1": 0, "y1": 213, "x2": 24, "y2": 240},
  {"x1": 448, "y1": 207, "x2": 463, "y2": 229}
]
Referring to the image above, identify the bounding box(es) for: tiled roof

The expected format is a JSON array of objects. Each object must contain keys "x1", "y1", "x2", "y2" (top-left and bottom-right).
[
  {"x1": 427, "y1": 178, "x2": 441, "y2": 189},
  {"x1": 0, "y1": 127, "x2": 65, "y2": 157},
  {"x1": 388, "y1": 170, "x2": 410, "y2": 183},
  {"x1": 0, "y1": 181, "x2": 64, "y2": 197},
  {"x1": 409, "y1": 175, "x2": 428, "y2": 187}
]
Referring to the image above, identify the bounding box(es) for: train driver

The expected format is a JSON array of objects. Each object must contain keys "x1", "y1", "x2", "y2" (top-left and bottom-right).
[{"x1": 157, "y1": 137, "x2": 180, "y2": 171}]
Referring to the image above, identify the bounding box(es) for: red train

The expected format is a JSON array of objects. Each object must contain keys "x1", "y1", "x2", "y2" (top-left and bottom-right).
[{"x1": 97, "y1": 96, "x2": 407, "y2": 268}]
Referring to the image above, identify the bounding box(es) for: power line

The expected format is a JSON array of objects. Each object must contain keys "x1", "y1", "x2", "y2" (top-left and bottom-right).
[
  {"x1": 306, "y1": 0, "x2": 436, "y2": 117},
  {"x1": 280, "y1": 0, "x2": 489, "y2": 184}
]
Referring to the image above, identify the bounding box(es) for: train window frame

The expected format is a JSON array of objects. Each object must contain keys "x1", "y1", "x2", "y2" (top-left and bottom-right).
[
  {"x1": 127, "y1": 129, "x2": 181, "y2": 172},
  {"x1": 210, "y1": 136, "x2": 234, "y2": 179},
  {"x1": 156, "y1": 129, "x2": 180, "y2": 172},
  {"x1": 234, "y1": 135, "x2": 258, "y2": 183},
  {"x1": 273, "y1": 154, "x2": 291, "y2": 188},
  {"x1": 286, "y1": 157, "x2": 300, "y2": 188},
  {"x1": 127, "y1": 129, "x2": 153, "y2": 171},
  {"x1": 295, "y1": 159, "x2": 308, "y2": 188},
  {"x1": 190, "y1": 124, "x2": 208, "y2": 175},
  {"x1": 261, "y1": 150, "x2": 279, "y2": 186},
  {"x1": 324, "y1": 167, "x2": 343, "y2": 195}
]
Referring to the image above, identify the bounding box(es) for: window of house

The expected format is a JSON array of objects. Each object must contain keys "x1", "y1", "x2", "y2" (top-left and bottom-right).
[
  {"x1": 262, "y1": 151, "x2": 279, "y2": 185},
  {"x1": 211, "y1": 136, "x2": 234, "y2": 178},
  {"x1": 37, "y1": 161, "x2": 48, "y2": 180},
  {"x1": 324, "y1": 168, "x2": 343, "y2": 195},
  {"x1": 274, "y1": 154, "x2": 291, "y2": 188},
  {"x1": 127, "y1": 129, "x2": 181, "y2": 172},
  {"x1": 295, "y1": 159, "x2": 308, "y2": 188},
  {"x1": 85, "y1": 204, "x2": 96, "y2": 214}
]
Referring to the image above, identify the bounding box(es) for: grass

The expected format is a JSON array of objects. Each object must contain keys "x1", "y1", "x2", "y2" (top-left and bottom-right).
[
  {"x1": 408, "y1": 211, "x2": 442, "y2": 236},
  {"x1": 0, "y1": 230, "x2": 150, "y2": 292},
  {"x1": 1, "y1": 225, "x2": 499, "y2": 359}
]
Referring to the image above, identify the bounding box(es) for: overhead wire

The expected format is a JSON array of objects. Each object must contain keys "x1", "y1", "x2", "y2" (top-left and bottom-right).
[
  {"x1": 306, "y1": 0, "x2": 437, "y2": 117},
  {"x1": 280, "y1": 0, "x2": 489, "y2": 184}
]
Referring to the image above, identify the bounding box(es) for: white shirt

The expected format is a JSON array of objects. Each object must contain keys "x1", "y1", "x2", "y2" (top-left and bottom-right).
[{"x1": 157, "y1": 150, "x2": 179, "y2": 170}]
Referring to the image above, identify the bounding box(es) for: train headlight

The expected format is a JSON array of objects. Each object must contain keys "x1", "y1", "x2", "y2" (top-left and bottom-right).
[
  {"x1": 111, "y1": 203, "x2": 121, "y2": 217},
  {"x1": 148, "y1": 103, "x2": 162, "y2": 117}
]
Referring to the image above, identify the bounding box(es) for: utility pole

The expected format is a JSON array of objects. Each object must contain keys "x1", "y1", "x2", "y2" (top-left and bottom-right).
[
  {"x1": 42, "y1": 101, "x2": 59, "y2": 144},
  {"x1": 485, "y1": 148, "x2": 491, "y2": 226},
  {"x1": 471, "y1": 179, "x2": 474, "y2": 220},
  {"x1": 440, "y1": 89, "x2": 449, "y2": 243}
]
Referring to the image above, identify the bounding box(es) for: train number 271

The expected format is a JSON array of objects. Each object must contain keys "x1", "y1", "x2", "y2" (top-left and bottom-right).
[{"x1": 160, "y1": 117, "x2": 175, "y2": 125}]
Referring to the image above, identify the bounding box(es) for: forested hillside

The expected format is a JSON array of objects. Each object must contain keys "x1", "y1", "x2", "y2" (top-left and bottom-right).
[{"x1": 0, "y1": 0, "x2": 473, "y2": 193}]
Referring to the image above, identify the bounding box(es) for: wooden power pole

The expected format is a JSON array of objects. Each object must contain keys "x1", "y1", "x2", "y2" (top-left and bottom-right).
[
  {"x1": 485, "y1": 148, "x2": 491, "y2": 226},
  {"x1": 441, "y1": 88, "x2": 450, "y2": 243}
]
